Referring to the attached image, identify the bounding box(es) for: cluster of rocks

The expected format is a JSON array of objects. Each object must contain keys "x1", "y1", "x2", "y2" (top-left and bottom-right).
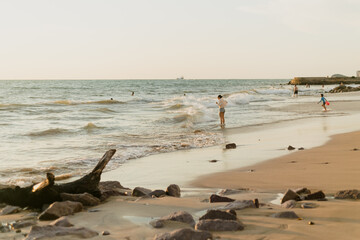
[
  {"x1": 151, "y1": 189, "x2": 259, "y2": 240},
  {"x1": 0, "y1": 181, "x2": 183, "y2": 239},
  {"x1": 132, "y1": 184, "x2": 181, "y2": 198},
  {"x1": 281, "y1": 188, "x2": 325, "y2": 208},
  {"x1": 329, "y1": 85, "x2": 360, "y2": 93},
  {"x1": 287, "y1": 145, "x2": 305, "y2": 151},
  {"x1": 152, "y1": 209, "x2": 246, "y2": 240}
]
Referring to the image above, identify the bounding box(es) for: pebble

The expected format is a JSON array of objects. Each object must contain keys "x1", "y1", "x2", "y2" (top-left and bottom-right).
[
  {"x1": 102, "y1": 230, "x2": 110, "y2": 235},
  {"x1": 308, "y1": 221, "x2": 314, "y2": 225}
]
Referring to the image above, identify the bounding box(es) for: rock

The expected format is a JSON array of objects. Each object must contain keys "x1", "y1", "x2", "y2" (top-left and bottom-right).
[
  {"x1": 305, "y1": 191, "x2": 325, "y2": 200},
  {"x1": 301, "y1": 203, "x2": 317, "y2": 209},
  {"x1": 225, "y1": 143, "x2": 236, "y2": 149},
  {"x1": 209, "y1": 160, "x2": 218, "y2": 163},
  {"x1": 132, "y1": 187, "x2": 152, "y2": 197},
  {"x1": 102, "y1": 230, "x2": 110, "y2": 235},
  {"x1": 353, "y1": 148, "x2": 359, "y2": 151},
  {"x1": 99, "y1": 181, "x2": 130, "y2": 200},
  {"x1": 298, "y1": 147, "x2": 305, "y2": 150},
  {"x1": 199, "y1": 209, "x2": 237, "y2": 221},
  {"x1": 99, "y1": 180, "x2": 125, "y2": 189},
  {"x1": 334, "y1": 190, "x2": 360, "y2": 200},
  {"x1": 218, "y1": 188, "x2": 249, "y2": 195},
  {"x1": 38, "y1": 201, "x2": 83, "y2": 221},
  {"x1": 0, "y1": 205, "x2": 22, "y2": 215},
  {"x1": 0, "y1": 225, "x2": 10, "y2": 233},
  {"x1": 50, "y1": 217, "x2": 74, "y2": 227},
  {"x1": 25, "y1": 225, "x2": 98, "y2": 240},
  {"x1": 281, "y1": 200, "x2": 297, "y2": 209},
  {"x1": 149, "y1": 190, "x2": 166, "y2": 198},
  {"x1": 60, "y1": 192, "x2": 101, "y2": 206},
  {"x1": 329, "y1": 85, "x2": 360, "y2": 93},
  {"x1": 308, "y1": 221, "x2": 315, "y2": 225},
  {"x1": 253, "y1": 198, "x2": 259, "y2": 208},
  {"x1": 209, "y1": 194, "x2": 235, "y2": 203},
  {"x1": 160, "y1": 211, "x2": 195, "y2": 227},
  {"x1": 166, "y1": 184, "x2": 181, "y2": 197},
  {"x1": 218, "y1": 200, "x2": 256, "y2": 210},
  {"x1": 271, "y1": 211, "x2": 299, "y2": 219},
  {"x1": 16, "y1": 229, "x2": 21, "y2": 233},
  {"x1": 281, "y1": 189, "x2": 301, "y2": 204},
  {"x1": 196, "y1": 219, "x2": 244, "y2": 231},
  {"x1": 287, "y1": 145, "x2": 296, "y2": 150},
  {"x1": 149, "y1": 219, "x2": 164, "y2": 228},
  {"x1": 11, "y1": 219, "x2": 37, "y2": 229},
  {"x1": 294, "y1": 187, "x2": 311, "y2": 195},
  {"x1": 153, "y1": 228, "x2": 212, "y2": 240}
]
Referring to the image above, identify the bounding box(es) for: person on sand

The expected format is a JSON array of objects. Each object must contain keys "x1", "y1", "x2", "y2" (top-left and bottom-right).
[
  {"x1": 318, "y1": 93, "x2": 328, "y2": 111},
  {"x1": 293, "y1": 85, "x2": 298, "y2": 97},
  {"x1": 131, "y1": 91, "x2": 134, "y2": 96},
  {"x1": 216, "y1": 95, "x2": 228, "y2": 126}
]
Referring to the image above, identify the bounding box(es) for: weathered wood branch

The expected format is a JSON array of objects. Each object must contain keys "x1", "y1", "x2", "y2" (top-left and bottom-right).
[{"x1": 0, "y1": 149, "x2": 116, "y2": 209}]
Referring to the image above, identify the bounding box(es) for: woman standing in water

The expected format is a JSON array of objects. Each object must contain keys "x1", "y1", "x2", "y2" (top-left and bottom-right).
[{"x1": 216, "y1": 95, "x2": 228, "y2": 126}]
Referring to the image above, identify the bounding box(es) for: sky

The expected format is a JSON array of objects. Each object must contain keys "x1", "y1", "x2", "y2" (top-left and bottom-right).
[{"x1": 0, "y1": 0, "x2": 359, "y2": 80}]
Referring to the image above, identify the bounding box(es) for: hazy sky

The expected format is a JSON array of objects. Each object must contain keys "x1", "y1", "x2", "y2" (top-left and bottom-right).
[{"x1": 1, "y1": 0, "x2": 359, "y2": 79}]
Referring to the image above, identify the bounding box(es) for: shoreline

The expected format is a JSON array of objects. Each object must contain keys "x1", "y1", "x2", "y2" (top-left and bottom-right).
[{"x1": 102, "y1": 105, "x2": 360, "y2": 189}]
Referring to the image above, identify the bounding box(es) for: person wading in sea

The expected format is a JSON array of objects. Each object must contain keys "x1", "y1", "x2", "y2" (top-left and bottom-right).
[
  {"x1": 293, "y1": 85, "x2": 298, "y2": 97},
  {"x1": 216, "y1": 95, "x2": 228, "y2": 126}
]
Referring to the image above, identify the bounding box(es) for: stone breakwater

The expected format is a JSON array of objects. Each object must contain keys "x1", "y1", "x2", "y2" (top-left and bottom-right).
[{"x1": 289, "y1": 77, "x2": 360, "y2": 85}]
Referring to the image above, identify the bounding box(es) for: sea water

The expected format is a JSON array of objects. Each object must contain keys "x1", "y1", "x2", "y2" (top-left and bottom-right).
[{"x1": 0, "y1": 79, "x2": 351, "y2": 186}]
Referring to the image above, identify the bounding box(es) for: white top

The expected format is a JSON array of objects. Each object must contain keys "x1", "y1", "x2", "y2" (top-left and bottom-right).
[{"x1": 218, "y1": 98, "x2": 228, "y2": 108}]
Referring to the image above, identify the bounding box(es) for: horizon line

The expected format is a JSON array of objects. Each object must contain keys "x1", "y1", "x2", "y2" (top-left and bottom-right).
[{"x1": 0, "y1": 78, "x2": 292, "y2": 81}]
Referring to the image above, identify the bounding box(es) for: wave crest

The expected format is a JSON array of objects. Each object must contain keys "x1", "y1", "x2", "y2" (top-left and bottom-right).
[{"x1": 27, "y1": 128, "x2": 70, "y2": 137}]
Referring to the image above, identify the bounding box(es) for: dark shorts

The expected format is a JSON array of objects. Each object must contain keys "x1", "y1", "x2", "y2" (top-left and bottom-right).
[
  {"x1": 219, "y1": 108, "x2": 225, "y2": 113},
  {"x1": 294, "y1": 90, "x2": 298, "y2": 94}
]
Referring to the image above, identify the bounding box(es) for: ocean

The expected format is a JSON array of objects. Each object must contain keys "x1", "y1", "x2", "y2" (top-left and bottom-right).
[{"x1": 0, "y1": 79, "x2": 345, "y2": 186}]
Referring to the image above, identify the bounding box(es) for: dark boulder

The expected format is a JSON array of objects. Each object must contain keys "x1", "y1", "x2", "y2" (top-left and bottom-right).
[
  {"x1": 281, "y1": 189, "x2": 301, "y2": 204},
  {"x1": 153, "y1": 228, "x2": 212, "y2": 240},
  {"x1": 149, "y1": 190, "x2": 166, "y2": 198},
  {"x1": 209, "y1": 194, "x2": 235, "y2": 203},
  {"x1": 25, "y1": 225, "x2": 98, "y2": 240},
  {"x1": 38, "y1": 201, "x2": 83, "y2": 221},
  {"x1": 304, "y1": 191, "x2": 325, "y2": 200},
  {"x1": 199, "y1": 209, "x2": 237, "y2": 221},
  {"x1": 287, "y1": 145, "x2": 296, "y2": 150},
  {"x1": 195, "y1": 219, "x2": 244, "y2": 231},
  {"x1": 132, "y1": 187, "x2": 152, "y2": 197},
  {"x1": 160, "y1": 211, "x2": 195, "y2": 227},
  {"x1": 334, "y1": 190, "x2": 360, "y2": 200},
  {"x1": 225, "y1": 143, "x2": 237, "y2": 149},
  {"x1": 166, "y1": 184, "x2": 181, "y2": 197}
]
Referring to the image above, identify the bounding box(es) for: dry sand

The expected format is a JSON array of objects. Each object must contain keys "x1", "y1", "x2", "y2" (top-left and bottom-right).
[
  {"x1": 2, "y1": 130, "x2": 360, "y2": 240},
  {"x1": 193, "y1": 131, "x2": 360, "y2": 193}
]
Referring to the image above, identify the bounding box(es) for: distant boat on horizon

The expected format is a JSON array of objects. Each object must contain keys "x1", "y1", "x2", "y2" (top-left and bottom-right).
[{"x1": 176, "y1": 76, "x2": 184, "y2": 80}]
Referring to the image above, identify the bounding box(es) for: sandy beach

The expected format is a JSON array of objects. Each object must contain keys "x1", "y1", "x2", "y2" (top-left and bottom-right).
[{"x1": 1, "y1": 97, "x2": 360, "y2": 240}]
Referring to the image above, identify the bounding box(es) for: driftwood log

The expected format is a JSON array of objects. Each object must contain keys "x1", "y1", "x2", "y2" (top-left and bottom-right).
[{"x1": 0, "y1": 149, "x2": 116, "y2": 209}]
